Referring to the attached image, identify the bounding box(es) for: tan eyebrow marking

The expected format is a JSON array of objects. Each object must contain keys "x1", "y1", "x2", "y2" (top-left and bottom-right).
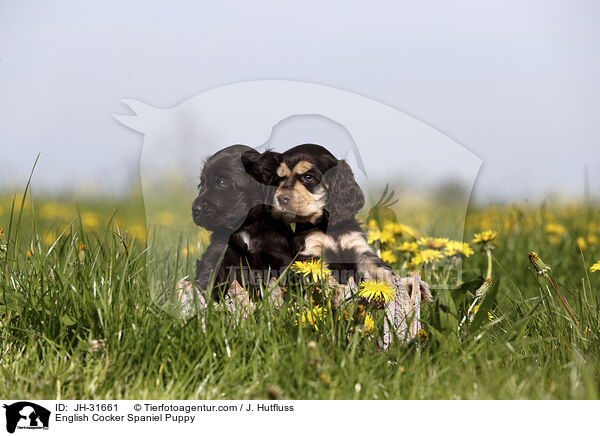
[
  {"x1": 293, "y1": 160, "x2": 312, "y2": 175},
  {"x1": 276, "y1": 163, "x2": 291, "y2": 178}
]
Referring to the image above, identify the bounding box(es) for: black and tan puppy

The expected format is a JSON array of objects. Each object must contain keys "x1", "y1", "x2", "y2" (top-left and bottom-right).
[
  {"x1": 192, "y1": 144, "x2": 293, "y2": 300},
  {"x1": 245, "y1": 143, "x2": 394, "y2": 285}
]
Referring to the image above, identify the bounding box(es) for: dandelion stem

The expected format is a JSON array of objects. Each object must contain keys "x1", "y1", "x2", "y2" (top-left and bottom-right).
[
  {"x1": 485, "y1": 249, "x2": 493, "y2": 280},
  {"x1": 544, "y1": 273, "x2": 579, "y2": 325},
  {"x1": 528, "y1": 251, "x2": 578, "y2": 325}
]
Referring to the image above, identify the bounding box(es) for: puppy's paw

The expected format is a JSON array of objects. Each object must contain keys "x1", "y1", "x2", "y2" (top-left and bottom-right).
[
  {"x1": 397, "y1": 274, "x2": 433, "y2": 302},
  {"x1": 362, "y1": 264, "x2": 394, "y2": 285},
  {"x1": 324, "y1": 275, "x2": 354, "y2": 310},
  {"x1": 376, "y1": 267, "x2": 395, "y2": 289}
]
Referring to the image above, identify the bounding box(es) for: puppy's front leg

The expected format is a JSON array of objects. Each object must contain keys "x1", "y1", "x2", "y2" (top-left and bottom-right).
[
  {"x1": 295, "y1": 231, "x2": 328, "y2": 259},
  {"x1": 338, "y1": 231, "x2": 394, "y2": 285},
  {"x1": 194, "y1": 238, "x2": 228, "y2": 290},
  {"x1": 358, "y1": 251, "x2": 394, "y2": 284}
]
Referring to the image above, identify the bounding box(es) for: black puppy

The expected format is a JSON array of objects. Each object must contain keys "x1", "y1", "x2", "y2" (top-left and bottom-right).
[
  {"x1": 245, "y1": 144, "x2": 393, "y2": 286},
  {"x1": 192, "y1": 145, "x2": 293, "y2": 300}
]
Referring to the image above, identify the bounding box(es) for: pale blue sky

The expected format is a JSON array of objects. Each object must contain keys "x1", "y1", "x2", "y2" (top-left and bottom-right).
[{"x1": 1, "y1": 0, "x2": 599, "y2": 202}]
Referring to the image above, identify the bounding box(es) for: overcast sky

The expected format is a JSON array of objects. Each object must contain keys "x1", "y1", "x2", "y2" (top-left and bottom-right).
[{"x1": 1, "y1": 0, "x2": 599, "y2": 202}]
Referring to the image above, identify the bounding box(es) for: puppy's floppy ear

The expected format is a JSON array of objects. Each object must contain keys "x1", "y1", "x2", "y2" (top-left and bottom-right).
[
  {"x1": 324, "y1": 160, "x2": 365, "y2": 226},
  {"x1": 241, "y1": 150, "x2": 282, "y2": 185}
]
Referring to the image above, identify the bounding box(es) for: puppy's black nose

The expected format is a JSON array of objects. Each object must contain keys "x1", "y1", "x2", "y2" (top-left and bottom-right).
[
  {"x1": 277, "y1": 194, "x2": 291, "y2": 206},
  {"x1": 192, "y1": 205, "x2": 201, "y2": 219},
  {"x1": 192, "y1": 202, "x2": 205, "y2": 219}
]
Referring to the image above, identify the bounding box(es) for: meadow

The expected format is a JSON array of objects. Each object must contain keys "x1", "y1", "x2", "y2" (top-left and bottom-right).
[{"x1": 1, "y1": 180, "x2": 599, "y2": 400}]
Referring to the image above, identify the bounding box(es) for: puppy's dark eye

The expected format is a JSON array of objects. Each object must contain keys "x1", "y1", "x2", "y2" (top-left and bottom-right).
[
  {"x1": 302, "y1": 173, "x2": 313, "y2": 182},
  {"x1": 216, "y1": 177, "x2": 228, "y2": 188}
]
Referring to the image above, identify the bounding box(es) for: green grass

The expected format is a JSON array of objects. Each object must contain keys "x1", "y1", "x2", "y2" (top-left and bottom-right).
[{"x1": 1, "y1": 186, "x2": 599, "y2": 400}]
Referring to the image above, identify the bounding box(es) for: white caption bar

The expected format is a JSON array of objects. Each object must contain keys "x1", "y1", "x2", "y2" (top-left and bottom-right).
[{"x1": 0, "y1": 400, "x2": 594, "y2": 435}]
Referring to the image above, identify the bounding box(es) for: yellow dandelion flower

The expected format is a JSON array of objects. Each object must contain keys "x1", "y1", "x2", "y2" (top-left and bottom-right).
[
  {"x1": 367, "y1": 219, "x2": 379, "y2": 229},
  {"x1": 379, "y1": 229, "x2": 395, "y2": 244},
  {"x1": 473, "y1": 305, "x2": 495, "y2": 321},
  {"x1": 383, "y1": 221, "x2": 403, "y2": 234},
  {"x1": 380, "y1": 250, "x2": 398, "y2": 264},
  {"x1": 354, "y1": 304, "x2": 366, "y2": 322},
  {"x1": 295, "y1": 306, "x2": 327, "y2": 330},
  {"x1": 418, "y1": 237, "x2": 449, "y2": 250},
  {"x1": 416, "y1": 328, "x2": 428, "y2": 343},
  {"x1": 576, "y1": 237, "x2": 588, "y2": 251},
  {"x1": 77, "y1": 243, "x2": 88, "y2": 261},
  {"x1": 42, "y1": 231, "x2": 56, "y2": 246},
  {"x1": 591, "y1": 261, "x2": 600, "y2": 273},
  {"x1": 156, "y1": 211, "x2": 175, "y2": 227},
  {"x1": 12, "y1": 194, "x2": 30, "y2": 210},
  {"x1": 382, "y1": 221, "x2": 417, "y2": 237},
  {"x1": 588, "y1": 235, "x2": 599, "y2": 246},
  {"x1": 529, "y1": 251, "x2": 551, "y2": 275},
  {"x1": 399, "y1": 223, "x2": 418, "y2": 238},
  {"x1": 198, "y1": 229, "x2": 211, "y2": 245},
  {"x1": 472, "y1": 230, "x2": 497, "y2": 244},
  {"x1": 545, "y1": 223, "x2": 567, "y2": 237},
  {"x1": 412, "y1": 249, "x2": 444, "y2": 266},
  {"x1": 367, "y1": 228, "x2": 382, "y2": 244},
  {"x1": 81, "y1": 212, "x2": 100, "y2": 231},
  {"x1": 41, "y1": 203, "x2": 60, "y2": 219},
  {"x1": 0, "y1": 226, "x2": 4, "y2": 238},
  {"x1": 128, "y1": 223, "x2": 147, "y2": 242},
  {"x1": 319, "y1": 373, "x2": 332, "y2": 385},
  {"x1": 291, "y1": 259, "x2": 331, "y2": 282},
  {"x1": 397, "y1": 241, "x2": 419, "y2": 253},
  {"x1": 443, "y1": 241, "x2": 474, "y2": 258},
  {"x1": 358, "y1": 280, "x2": 395, "y2": 302},
  {"x1": 363, "y1": 313, "x2": 375, "y2": 334},
  {"x1": 40, "y1": 202, "x2": 72, "y2": 220},
  {"x1": 181, "y1": 245, "x2": 197, "y2": 257},
  {"x1": 338, "y1": 309, "x2": 350, "y2": 322}
]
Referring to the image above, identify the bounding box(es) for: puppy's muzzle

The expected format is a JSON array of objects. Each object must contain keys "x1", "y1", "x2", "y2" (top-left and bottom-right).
[
  {"x1": 276, "y1": 189, "x2": 298, "y2": 213},
  {"x1": 192, "y1": 197, "x2": 210, "y2": 223},
  {"x1": 192, "y1": 203, "x2": 202, "y2": 220},
  {"x1": 277, "y1": 193, "x2": 292, "y2": 207}
]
